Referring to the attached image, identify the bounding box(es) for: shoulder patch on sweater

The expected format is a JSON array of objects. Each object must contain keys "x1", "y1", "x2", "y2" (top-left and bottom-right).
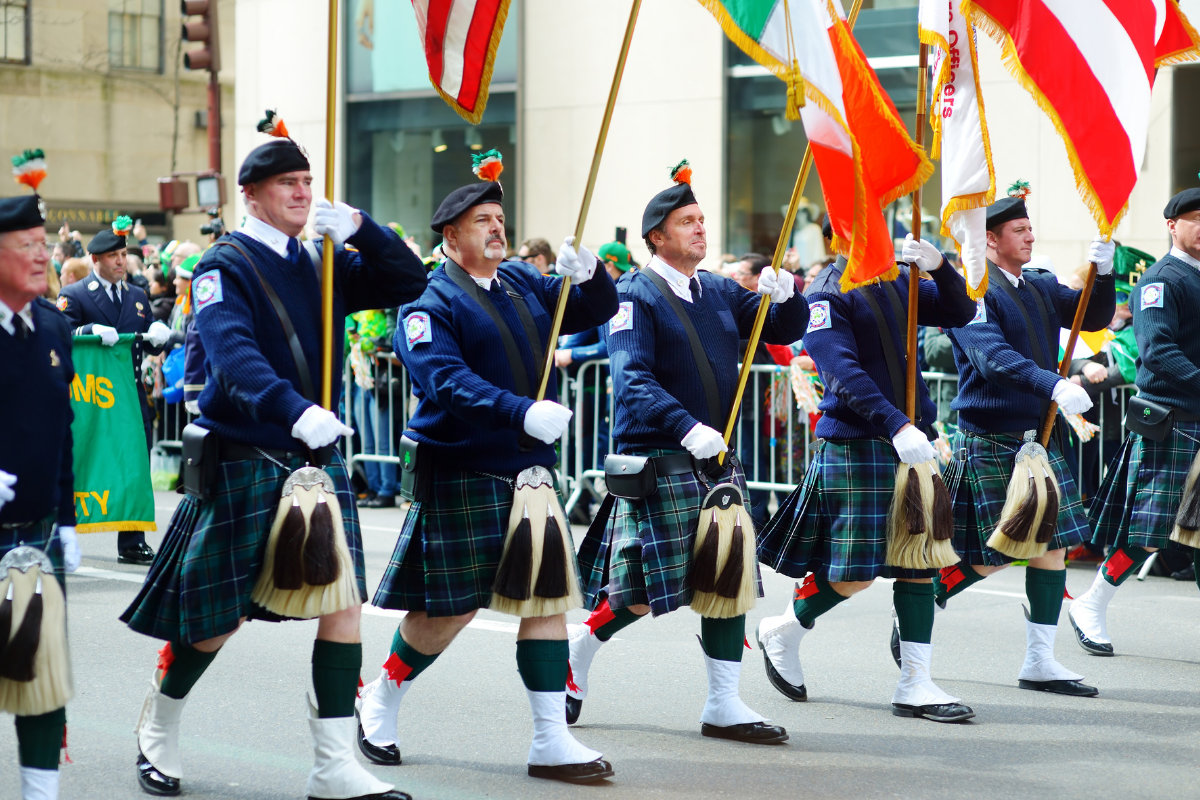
[
  {"x1": 806, "y1": 300, "x2": 831, "y2": 333},
  {"x1": 1140, "y1": 282, "x2": 1164, "y2": 309},
  {"x1": 404, "y1": 311, "x2": 432, "y2": 350},
  {"x1": 967, "y1": 299, "x2": 987, "y2": 325},
  {"x1": 193, "y1": 271, "x2": 223, "y2": 312},
  {"x1": 609, "y1": 301, "x2": 634, "y2": 334}
]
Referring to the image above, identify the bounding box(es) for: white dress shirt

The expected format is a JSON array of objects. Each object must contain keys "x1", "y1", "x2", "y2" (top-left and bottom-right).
[
  {"x1": 92, "y1": 270, "x2": 127, "y2": 305},
  {"x1": 240, "y1": 215, "x2": 296, "y2": 259},
  {"x1": 1170, "y1": 246, "x2": 1200, "y2": 271},
  {"x1": 0, "y1": 296, "x2": 35, "y2": 336},
  {"x1": 647, "y1": 256, "x2": 703, "y2": 303}
]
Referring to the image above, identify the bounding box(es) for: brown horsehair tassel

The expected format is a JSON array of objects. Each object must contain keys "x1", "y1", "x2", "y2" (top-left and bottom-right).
[
  {"x1": 533, "y1": 509, "x2": 569, "y2": 599},
  {"x1": 273, "y1": 495, "x2": 307, "y2": 590},
  {"x1": 713, "y1": 516, "x2": 745, "y2": 599},
  {"x1": 303, "y1": 495, "x2": 340, "y2": 586},
  {"x1": 690, "y1": 511, "x2": 721, "y2": 593}
]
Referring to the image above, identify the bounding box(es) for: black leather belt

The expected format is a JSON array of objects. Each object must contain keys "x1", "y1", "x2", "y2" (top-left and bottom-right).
[
  {"x1": 220, "y1": 440, "x2": 302, "y2": 463},
  {"x1": 651, "y1": 452, "x2": 698, "y2": 477},
  {"x1": 1173, "y1": 410, "x2": 1200, "y2": 422}
]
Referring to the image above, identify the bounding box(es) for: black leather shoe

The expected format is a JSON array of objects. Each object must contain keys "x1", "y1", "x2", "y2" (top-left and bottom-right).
[
  {"x1": 892, "y1": 702, "x2": 975, "y2": 722},
  {"x1": 365, "y1": 495, "x2": 396, "y2": 508},
  {"x1": 137, "y1": 749, "x2": 180, "y2": 796},
  {"x1": 1067, "y1": 608, "x2": 1114, "y2": 656},
  {"x1": 308, "y1": 791, "x2": 411, "y2": 800},
  {"x1": 1018, "y1": 678, "x2": 1099, "y2": 697},
  {"x1": 357, "y1": 722, "x2": 401, "y2": 765},
  {"x1": 356, "y1": 493, "x2": 378, "y2": 508},
  {"x1": 528, "y1": 759, "x2": 614, "y2": 784},
  {"x1": 119, "y1": 542, "x2": 156, "y2": 565},
  {"x1": 701, "y1": 722, "x2": 789, "y2": 744},
  {"x1": 565, "y1": 695, "x2": 583, "y2": 724},
  {"x1": 760, "y1": 649, "x2": 807, "y2": 701},
  {"x1": 890, "y1": 612, "x2": 902, "y2": 669}
]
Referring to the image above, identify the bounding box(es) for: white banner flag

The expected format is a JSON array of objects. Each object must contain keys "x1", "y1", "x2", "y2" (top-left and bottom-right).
[{"x1": 920, "y1": 0, "x2": 994, "y2": 299}]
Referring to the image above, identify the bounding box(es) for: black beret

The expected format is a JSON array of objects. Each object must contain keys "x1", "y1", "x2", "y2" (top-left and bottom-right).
[
  {"x1": 0, "y1": 194, "x2": 45, "y2": 234},
  {"x1": 985, "y1": 196, "x2": 1028, "y2": 230},
  {"x1": 1164, "y1": 188, "x2": 1200, "y2": 219},
  {"x1": 430, "y1": 181, "x2": 504, "y2": 233},
  {"x1": 641, "y1": 182, "x2": 697, "y2": 239},
  {"x1": 821, "y1": 214, "x2": 832, "y2": 239},
  {"x1": 87, "y1": 229, "x2": 127, "y2": 255},
  {"x1": 238, "y1": 139, "x2": 311, "y2": 186}
]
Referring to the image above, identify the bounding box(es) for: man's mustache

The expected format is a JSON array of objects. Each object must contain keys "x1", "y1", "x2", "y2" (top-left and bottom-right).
[{"x1": 485, "y1": 236, "x2": 504, "y2": 246}]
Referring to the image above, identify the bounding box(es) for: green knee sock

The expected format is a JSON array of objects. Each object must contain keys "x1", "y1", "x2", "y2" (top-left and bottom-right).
[
  {"x1": 585, "y1": 598, "x2": 643, "y2": 642},
  {"x1": 15, "y1": 708, "x2": 65, "y2": 770},
  {"x1": 384, "y1": 628, "x2": 439, "y2": 685},
  {"x1": 516, "y1": 639, "x2": 569, "y2": 692},
  {"x1": 893, "y1": 581, "x2": 935, "y2": 644},
  {"x1": 934, "y1": 561, "x2": 987, "y2": 607},
  {"x1": 1100, "y1": 544, "x2": 1153, "y2": 586},
  {"x1": 792, "y1": 574, "x2": 848, "y2": 627},
  {"x1": 311, "y1": 640, "x2": 361, "y2": 718},
  {"x1": 700, "y1": 615, "x2": 745, "y2": 662},
  {"x1": 158, "y1": 641, "x2": 219, "y2": 700},
  {"x1": 1026, "y1": 567, "x2": 1066, "y2": 625}
]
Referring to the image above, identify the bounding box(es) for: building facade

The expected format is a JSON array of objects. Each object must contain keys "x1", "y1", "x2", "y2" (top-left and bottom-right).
[
  {"x1": 0, "y1": 0, "x2": 236, "y2": 245},
  {"x1": 234, "y1": 0, "x2": 1200, "y2": 276}
]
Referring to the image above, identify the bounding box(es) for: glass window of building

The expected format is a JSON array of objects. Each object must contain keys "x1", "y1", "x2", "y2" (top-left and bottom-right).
[
  {"x1": 1, "y1": 0, "x2": 29, "y2": 64},
  {"x1": 109, "y1": 0, "x2": 163, "y2": 71},
  {"x1": 724, "y1": 0, "x2": 947, "y2": 276},
  {"x1": 345, "y1": 0, "x2": 519, "y2": 256}
]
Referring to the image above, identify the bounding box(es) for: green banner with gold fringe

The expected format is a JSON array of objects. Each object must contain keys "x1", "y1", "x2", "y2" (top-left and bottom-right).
[{"x1": 69, "y1": 335, "x2": 156, "y2": 533}]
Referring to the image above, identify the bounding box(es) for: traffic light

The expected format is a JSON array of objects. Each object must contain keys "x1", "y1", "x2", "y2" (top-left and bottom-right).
[{"x1": 181, "y1": 0, "x2": 220, "y2": 72}]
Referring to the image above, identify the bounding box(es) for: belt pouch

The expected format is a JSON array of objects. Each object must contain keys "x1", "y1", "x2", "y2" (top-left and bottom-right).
[
  {"x1": 181, "y1": 423, "x2": 218, "y2": 500},
  {"x1": 398, "y1": 435, "x2": 427, "y2": 502},
  {"x1": 603, "y1": 454, "x2": 658, "y2": 500},
  {"x1": 1126, "y1": 396, "x2": 1174, "y2": 442}
]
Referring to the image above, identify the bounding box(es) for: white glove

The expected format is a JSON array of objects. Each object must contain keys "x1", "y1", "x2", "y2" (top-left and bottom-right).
[
  {"x1": 901, "y1": 234, "x2": 944, "y2": 272},
  {"x1": 58, "y1": 526, "x2": 80, "y2": 573},
  {"x1": 291, "y1": 405, "x2": 355, "y2": 449},
  {"x1": 757, "y1": 268, "x2": 795, "y2": 304},
  {"x1": 555, "y1": 236, "x2": 598, "y2": 284},
  {"x1": 1052, "y1": 379, "x2": 1094, "y2": 416},
  {"x1": 146, "y1": 320, "x2": 171, "y2": 347},
  {"x1": 523, "y1": 400, "x2": 573, "y2": 444},
  {"x1": 0, "y1": 470, "x2": 15, "y2": 512},
  {"x1": 184, "y1": 400, "x2": 200, "y2": 416},
  {"x1": 1088, "y1": 236, "x2": 1116, "y2": 276},
  {"x1": 892, "y1": 424, "x2": 937, "y2": 465},
  {"x1": 313, "y1": 198, "x2": 362, "y2": 247},
  {"x1": 93, "y1": 324, "x2": 119, "y2": 346},
  {"x1": 681, "y1": 423, "x2": 728, "y2": 460}
]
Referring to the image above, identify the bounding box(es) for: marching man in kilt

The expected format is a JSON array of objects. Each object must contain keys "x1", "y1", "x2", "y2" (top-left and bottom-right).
[
  {"x1": 755, "y1": 234, "x2": 978, "y2": 722},
  {"x1": 119, "y1": 124, "x2": 427, "y2": 799},
  {"x1": 569, "y1": 163, "x2": 807, "y2": 744},
  {"x1": 0, "y1": 191, "x2": 82, "y2": 800},
  {"x1": 931, "y1": 187, "x2": 1115, "y2": 697},
  {"x1": 357, "y1": 153, "x2": 621, "y2": 784},
  {"x1": 1073, "y1": 188, "x2": 1200, "y2": 654}
]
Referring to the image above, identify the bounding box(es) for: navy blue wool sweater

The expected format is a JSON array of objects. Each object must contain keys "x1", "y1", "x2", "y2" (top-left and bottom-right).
[
  {"x1": 804, "y1": 258, "x2": 977, "y2": 440},
  {"x1": 192, "y1": 214, "x2": 427, "y2": 450},
  {"x1": 604, "y1": 268, "x2": 808, "y2": 452},
  {"x1": 947, "y1": 265, "x2": 1115, "y2": 434},
  {"x1": 0, "y1": 299, "x2": 76, "y2": 526},
  {"x1": 399, "y1": 259, "x2": 617, "y2": 474},
  {"x1": 1131, "y1": 253, "x2": 1200, "y2": 416}
]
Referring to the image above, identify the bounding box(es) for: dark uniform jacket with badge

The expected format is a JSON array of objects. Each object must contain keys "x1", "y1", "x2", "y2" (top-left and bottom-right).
[
  {"x1": 1130, "y1": 251, "x2": 1200, "y2": 417},
  {"x1": 947, "y1": 265, "x2": 1115, "y2": 434},
  {"x1": 58, "y1": 273, "x2": 158, "y2": 422},
  {"x1": 803, "y1": 257, "x2": 977, "y2": 440},
  {"x1": 0, "y1": 298, "x2": 76, "y2": 527},
  {"x1": 190, "y1": 214, "x2": 427, "y2": 451},
  {"x1": 603, "y1": 267, "x2": 808, "y2": 453},
  {"x1": 397, "y1": 259, "x2": 618, "y2": 475}
]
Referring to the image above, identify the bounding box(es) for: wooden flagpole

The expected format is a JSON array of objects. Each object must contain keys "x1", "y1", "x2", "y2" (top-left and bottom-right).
[
  {"x1": 1040, "y1": 262, "x2": 1098, "y2": 446},
  {"x1": 717, "y1": 0, "x2": 864, "y2": 463},
  {"x1": 320, "y1": 0, "x2": 340, "y2": 411},
  {"x1": 534, "y1": 0, "x2": 643, "y2": 402},
  {"x1": 905, "y1": 42, "x2": 930, "y2": 423}
]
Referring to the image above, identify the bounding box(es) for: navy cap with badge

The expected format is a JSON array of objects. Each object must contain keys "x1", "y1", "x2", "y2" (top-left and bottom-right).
[
  {"x1": 641, "y1": 160, "x2": 698, "y2": 238},
  {"x1": 2, "y1": 148, "x2": 48, "y2": 233},
  {"x1": 986, "y1": 180, "x2": 1031, "y2": 231},
  {"x1": 1164, "y1": 187, "x2": 1200, "y2": 219},
  {"x1": 430, "y1": 149, "x2": 505, "y2": 233},
  {"x1": 87, "y1": 215, "x2": 133, "y2": 255},
  {"x1": 238, "y1": 110, "x2": 311, "y2": 186}
]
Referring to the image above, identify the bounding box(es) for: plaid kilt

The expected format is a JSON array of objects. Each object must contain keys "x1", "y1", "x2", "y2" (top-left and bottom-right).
[
  {"x1": 120, "y1": 450, "x2": 366, "y2": 644},
  {"x1": 579, "y1": 449, "x2": 762, "y2": 617},
  {"x1": 943, "y1": 429, "x2": 1089, "y2": 566},
  {"x1": 758, "y1": 438, "x2": 934, "y2": 583},
  {"x1": 373, "y1": 467, "x2": 574, "y2": 617},
  {"x1": 0, "y1": 515, "x2": 65, "y2": 591},
  {"x1": 1089, "y1": 422, "x2": 1200, "y2": 549}
]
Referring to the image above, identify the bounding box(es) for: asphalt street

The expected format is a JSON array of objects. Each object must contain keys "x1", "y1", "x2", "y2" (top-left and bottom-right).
[{"x1": 3, "y1": 490, "x2": 1199, "y2": 800}]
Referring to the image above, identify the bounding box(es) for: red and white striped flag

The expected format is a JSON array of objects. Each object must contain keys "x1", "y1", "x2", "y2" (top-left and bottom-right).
[
  {"x1": 963, "y1": 0, "x2": 1200, "y2": 236},
  {"x1": 412, "y1": 0, "x2": 511, "y2": 124}
]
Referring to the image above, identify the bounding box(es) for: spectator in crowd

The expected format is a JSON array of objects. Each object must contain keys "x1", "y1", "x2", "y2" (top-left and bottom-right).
[
  {"x1": 924, "y1": 326, "x2": 959, "y2": 424},
  {"x1": 170, "y1": 240, "x2": 202, "y2": 272},
  {"x1": 517, "y1": 236, "x2": 555, "y2": 274},
  {"x1": 125, "y1": 245, "x2": 150, "y2": 293},
  {"x1": 147, "y1": 267, "x2": 176, "y2": 322},
  {"x1": 346, "y1": 308, "x2": 398, "y2": 508},
  {"x1": 59, "y1": 257, "x2": 91, "y2": 288}
]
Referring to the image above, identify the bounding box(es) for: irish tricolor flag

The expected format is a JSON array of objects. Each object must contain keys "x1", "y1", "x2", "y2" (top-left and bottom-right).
[
  {"x1": 412, "y1": 0, "x2": 511, "y2": 125},
  {"x1": 698, "y1": 0, "x2": 932, "y2": 291}
]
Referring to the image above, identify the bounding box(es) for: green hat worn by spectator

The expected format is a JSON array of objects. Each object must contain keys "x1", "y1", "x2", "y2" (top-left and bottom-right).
[
  {"x1": 598, "y1": 241, "x2": 632, "y2": 272},
  {"x1": 1112, "y1": 244, "x2": 1155, "y2": 305},
  {"x1": 175, "y1": 253, "x2": 201, "y2": 280}
]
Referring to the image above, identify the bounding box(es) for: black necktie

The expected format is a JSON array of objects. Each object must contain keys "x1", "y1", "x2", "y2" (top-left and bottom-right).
[
  {"x1": 12, "y1": 314, "x2": 29, "y2": 341},
  {"x1": 690, "y1": 278, "x2": 701, "y2": 303},
  {"x1": 109, "y1": 285, "x2": 122, "y2": 315},
  {"x1": 286, "y1": 238, "x2": 301, "y2": 264}
]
